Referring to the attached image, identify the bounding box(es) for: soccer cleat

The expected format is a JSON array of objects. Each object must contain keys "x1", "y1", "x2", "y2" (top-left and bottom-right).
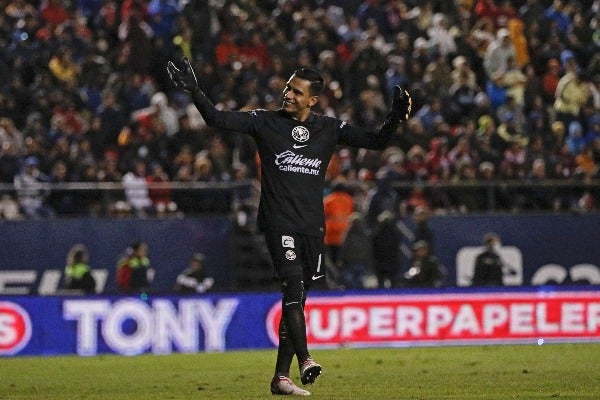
[
  {"x1": 299, "y1": 358, "x2": 322, "y2": 385},
  {"x1": 271, "y1": 376, "x2": 311, "y2": 396}
]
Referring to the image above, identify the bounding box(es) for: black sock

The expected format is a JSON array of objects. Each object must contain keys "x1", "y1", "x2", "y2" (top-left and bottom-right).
[
  {"x1": 283, "y1": 300, "x2": 310, "y2": 364},
  {"x1": 274, "y1": 318, "x2": 295, "y2": 377}
]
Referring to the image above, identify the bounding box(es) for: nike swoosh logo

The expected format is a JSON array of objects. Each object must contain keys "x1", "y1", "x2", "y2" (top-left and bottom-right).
[
  {"x1": 312, "y1": 275, "x2": 324, "y2": 281},
  {"x1": 293, "y1": 144, "x2": 307, "y2": 149}
]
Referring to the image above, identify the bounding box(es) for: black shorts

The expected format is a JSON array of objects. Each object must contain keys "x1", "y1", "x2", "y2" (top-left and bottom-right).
[{"x1": 263, "y1": 230, "x2": 325, "y2": 284}]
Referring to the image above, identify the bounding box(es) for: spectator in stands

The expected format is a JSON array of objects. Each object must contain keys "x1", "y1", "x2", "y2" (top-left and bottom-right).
[
  {"x1": 553, "y1": 51, "x2": 590, "y2": 127},
  {"x1": 116, "y1": 241, "x2": 152, "y2": 293},
  {"x1": 542, "y1": 58, "x2": 561, "y2": 103},
  {"x1": 0, "y1": 194, "x2": 22, "y2": 220},
  {"x1": 47, "y1": 159, "x2": 78, "y2": 215},
  {"x1": 0, "y1": 142, "x2": 22, "y2": 183},
  {"x1": 117, "y1": 1, "x2": 154, "y2": 75},
  {"x1": 500, "y1": 57, "x2": 527, "y2": 108},
  {"x1": 40, "y1": 0, "x2": 69, "y2": 30},
  {"x1": 338, "y1": 212, "x2": 372, "y2": 290},
  {"x1": 574, "y1": 146, "x2": 598, "y2": 182},
  {"x1": 13, "y1": 156, "x2": 55, "y2": 219},
  {"x1": 506, "y1": 17, "x2": 529, "y2": 68},
  {"x1": 497, "y1": 110, "x2": 528, "y2": 148},
  {"x1": 566, "y1": 121, "x2": 586, "y2": 156},
  {"x1": 147, "y1": 0, "x2": 180, "y2": 44},
  {"x1": 586, "y1": 115, "x2": 600, "y2": 144},
  {"x1": 423, "y1": 50, "x2": 454, "y2": 98},
  {"x1": 214, "y1": 31, "x2": 240, "y2": 67},
  {"x1": 471, "y1": 232, "x2": 505, "y2": 286},
  {"x1": 372, "y1": 210, "x2": 403, "y2": 288},
  {"x1": 526, "y1": 158, "x2": 556, "y2": 210},
  {"x1": 478, "y1": 160, "x2": 508, "y2": 210},
  {"x1": 474, "y1": 0, "x2": 500, "y2": 28},
  {"x1": 366, "y1": 169, "x2": 401, "y2": 230},
  {"x1": 0, "y1": 117, "x2": 24, "y2": 156},
  {"x1": 323, "y1": 180, "x2": 354, "y2": 270},
  {"x1": 0, "y1": 0, "x2": 597, "y2": 217},
  {"x1": 174, "y1": 252, "x2": 214, "y2": 294},
  {"x1": 406, "y1": 184, "x2": 430, "y2": 212},
  {"x1": 402, "y1": 240, "x2": 445, "y2": 288},
  {"x1": 48, "y1": 47, "x2": 80, "y2": 85},
  {"x1": 122, "y1": 158, "x2": 154, "y2": 217},
  {"x1": 448, "y1": 64, "x2": 479, "y2": 124},
  {"x1": 132, "y1": 91, "x2": 179, "y2": 138},
  {"x1": 483, "y1": 28, "x2": 515, "y2": 83},
  {"x1": 426, "y1": 136, "x2": 451, "y2": 182},
  {"x1": 5, "y1": 0, "x2": 38, "y2": 20},
  {"x1": 547, "y1": 120, "x2": 566, "y2": 153},
  {"x1": 146, "y1": 161, "x2": 176, "y2": 216},
  {"x1": 412, "y1": 206, "x2": 435, "y2": 252},
  {"x1": 427, "y1": 13, "x2": 457, "y2": 57},
  {"x1": 544, "y1": 0, "x2": 572, "y2": 35},
  {"x1": 450, "y1": 161, "x2": 481, "y2": 212},
  {"x1": 64, "y1": 243, "x2": 96, "y2": 294}
]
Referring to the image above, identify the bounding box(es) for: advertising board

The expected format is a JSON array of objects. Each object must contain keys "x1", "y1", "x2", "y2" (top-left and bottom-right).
[{"x1": 2, "y1": 288, "x2": 599, "y2": 357}]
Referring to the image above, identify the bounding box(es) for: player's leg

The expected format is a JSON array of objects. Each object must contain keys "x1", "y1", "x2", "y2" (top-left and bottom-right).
[
  {"x1": 264, "y1": 231, "x2": 312, "y2": 394},
  {"x1": 280, "y1": 275, "x2": 310, "y2": 363},
  {"x1": 296, "y1": 235, "x2": 323, "y2": 385},
  {"x1": 271, "y1": 277, "x2": 313, "y2": 395}
]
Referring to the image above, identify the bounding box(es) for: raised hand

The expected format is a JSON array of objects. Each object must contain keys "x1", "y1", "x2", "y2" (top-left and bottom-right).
[
  {"x1": 390, "y1": 86, "x2": 413, "y2": 122},
  {"x1": 167, "y1": 57, "x2": 199, "y2": 93}
]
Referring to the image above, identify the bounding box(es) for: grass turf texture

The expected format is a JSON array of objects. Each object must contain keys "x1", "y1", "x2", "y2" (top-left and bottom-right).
[{"x1": 1, "y1": 344, "x2": 599, "y2": 399}]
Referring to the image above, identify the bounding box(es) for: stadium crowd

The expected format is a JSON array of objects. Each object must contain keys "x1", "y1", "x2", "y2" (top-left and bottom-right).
[{"x1": 0, "y1": 0, "x2": 599, "y2": 219}]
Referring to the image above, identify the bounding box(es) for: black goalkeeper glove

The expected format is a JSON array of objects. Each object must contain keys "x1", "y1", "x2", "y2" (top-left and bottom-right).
[
  {"x1": 388, "y1": 85, "x2": 412, "y2": 123},
  {"x1": 167, "y1": 57, "x2": 200, "y2": 93}
]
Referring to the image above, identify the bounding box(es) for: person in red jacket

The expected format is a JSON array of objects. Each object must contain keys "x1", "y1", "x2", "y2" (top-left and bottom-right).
[
  {"x1": 323, "y1": 180, "x2": 354, "y2": 271},
  {"x1": 39, "y1": 0, "x2": 69, "y2": 30}
]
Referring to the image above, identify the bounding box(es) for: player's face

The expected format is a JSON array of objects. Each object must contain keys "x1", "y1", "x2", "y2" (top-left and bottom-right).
[{"x1": 282, "y1": 75, "x2": 318, "y2": 121}]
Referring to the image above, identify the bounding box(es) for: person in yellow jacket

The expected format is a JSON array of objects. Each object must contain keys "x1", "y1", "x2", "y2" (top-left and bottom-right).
[
  {"x1": 64, "y1": 244, "x2": 96, "y2": 294},
  {"x1": 48, "y1": 47, "x2": 80, "y2": 85},
  {"x1": 506, "y1": 18, "x2": 529, "y2": 68},
  {"x1": 554, "y1": 50, "x2": 590, "y2": 126}
]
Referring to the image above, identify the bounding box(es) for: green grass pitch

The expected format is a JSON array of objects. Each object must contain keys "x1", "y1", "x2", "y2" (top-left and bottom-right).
[{"x1": 1, "y1": 344, "x2": 599, "y2": 399}]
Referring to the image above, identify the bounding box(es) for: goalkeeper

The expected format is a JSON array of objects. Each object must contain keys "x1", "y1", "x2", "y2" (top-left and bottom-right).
[{"x1": 168, "y1": 57, "x2": 412, "y2": 396}]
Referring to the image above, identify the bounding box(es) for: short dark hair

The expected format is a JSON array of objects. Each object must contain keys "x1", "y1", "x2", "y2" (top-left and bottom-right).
[{"x1": 292, "y1": 68, "x2": 324, "y2": 96}]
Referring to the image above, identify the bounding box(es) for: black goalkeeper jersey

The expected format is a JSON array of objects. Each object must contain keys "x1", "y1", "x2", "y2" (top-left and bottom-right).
[{"x1": 193, "y1": 94, "x2": 396, "y2": 236}]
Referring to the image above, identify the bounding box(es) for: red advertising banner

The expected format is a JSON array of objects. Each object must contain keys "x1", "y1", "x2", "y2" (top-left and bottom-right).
[{"x1": 266, "y1": 291, "x2": 600, "y2": 347}]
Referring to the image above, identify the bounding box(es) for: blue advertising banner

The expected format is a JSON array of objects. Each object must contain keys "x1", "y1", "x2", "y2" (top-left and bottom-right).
[
  {"x1": 0, "y1": 293, "x2": 279, "y2": 356},
  {"x1": 2, "y1": 287, "x2": 600, "y2": 357}
]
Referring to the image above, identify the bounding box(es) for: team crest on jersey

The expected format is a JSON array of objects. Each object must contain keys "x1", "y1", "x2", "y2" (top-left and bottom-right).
[
  {"x1": 291, "y1": 126, "x2": 310, "y2": 142},
  {"x1": 285, "y1": 250, "x2": 296, "y2": 260}
]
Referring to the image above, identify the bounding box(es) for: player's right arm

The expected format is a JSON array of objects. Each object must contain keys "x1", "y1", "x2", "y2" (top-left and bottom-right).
[{"x1": 167, "y1": 57, "x2": 256, "y2": 133}]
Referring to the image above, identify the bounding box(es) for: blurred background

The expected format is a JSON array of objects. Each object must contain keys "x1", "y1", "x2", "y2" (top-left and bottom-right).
[{"x1": 0, "y1": 0, "x2": 598, "y2": 294}]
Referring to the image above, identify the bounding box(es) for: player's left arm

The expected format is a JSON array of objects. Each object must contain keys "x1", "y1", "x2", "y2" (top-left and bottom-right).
[{"x1": 338, "y1": 86, "x2": 412, "y2": 149}]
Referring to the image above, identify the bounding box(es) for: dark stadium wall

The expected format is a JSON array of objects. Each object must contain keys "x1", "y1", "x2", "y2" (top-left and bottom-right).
[
  {"x1": 0, "y1": 217, "x2": 233, "y2": 294},
  {"x1": 0, "y1": 214, "x2": 599, "y2": 294}
]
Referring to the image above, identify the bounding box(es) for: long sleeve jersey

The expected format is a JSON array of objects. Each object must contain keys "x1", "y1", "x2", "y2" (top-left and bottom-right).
[{"x1": 191, "y1": 90, "x2": 398, "y2": 236}]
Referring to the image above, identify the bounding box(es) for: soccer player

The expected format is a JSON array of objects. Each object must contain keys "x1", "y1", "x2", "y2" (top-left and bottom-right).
[{"x1": 167, "y1": 57, "x2": 412, "y2": 396}]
